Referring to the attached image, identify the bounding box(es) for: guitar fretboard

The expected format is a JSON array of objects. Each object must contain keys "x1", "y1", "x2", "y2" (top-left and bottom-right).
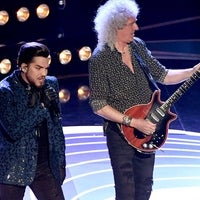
[{"x1": 161, "y1": 70, "x2": 200, "y2": 111}]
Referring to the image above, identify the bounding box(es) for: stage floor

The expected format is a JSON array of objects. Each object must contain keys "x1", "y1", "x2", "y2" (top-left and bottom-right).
[{"x1": 24, "y1": 126, "x2": 200, "y2": 200}]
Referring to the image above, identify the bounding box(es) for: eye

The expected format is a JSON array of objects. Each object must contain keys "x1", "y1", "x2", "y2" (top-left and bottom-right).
[{"x1": 35, "y1": 66, "x2": 41, "y2": 70}]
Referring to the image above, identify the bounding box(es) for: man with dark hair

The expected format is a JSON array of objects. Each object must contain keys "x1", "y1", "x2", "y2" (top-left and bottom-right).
[{"x1": 0, "y1": 42, "x2": 66, "y2": 200}]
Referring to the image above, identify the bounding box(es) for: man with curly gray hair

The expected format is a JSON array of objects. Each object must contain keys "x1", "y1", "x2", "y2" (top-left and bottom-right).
[{"x1": 89, "y1": 0, "x2": 200, "y2": 199}]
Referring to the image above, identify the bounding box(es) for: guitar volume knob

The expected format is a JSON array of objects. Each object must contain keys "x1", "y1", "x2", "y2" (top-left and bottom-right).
[{"x1": 142, "y1": 143, "x2": 148, "y2": 149}]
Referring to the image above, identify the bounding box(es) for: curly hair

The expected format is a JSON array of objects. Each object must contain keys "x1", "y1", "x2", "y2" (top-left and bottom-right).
[{"x1": 94, "y1": 0, "x2": 140, "y2": 50}]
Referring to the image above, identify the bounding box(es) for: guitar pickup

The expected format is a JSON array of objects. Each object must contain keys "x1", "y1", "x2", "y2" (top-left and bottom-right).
[
  {"x1": 156, "y1": 108, "x2": 165, "y2": 117},
  {"x1": 150, "y1": 113, "x2": 159, "y2": 123}
]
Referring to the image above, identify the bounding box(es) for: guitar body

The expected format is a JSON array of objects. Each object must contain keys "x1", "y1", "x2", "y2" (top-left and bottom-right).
[
  {"x1": 121, "y1": 90, "x2": 177, "y2": 153},
  {"x1": 121, "y1": 70, "x2": 200, "y2": 153}
]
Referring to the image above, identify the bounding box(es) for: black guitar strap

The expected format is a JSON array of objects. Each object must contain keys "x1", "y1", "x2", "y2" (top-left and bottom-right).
[{"x1": 134, "y1": 52, "x2": 160, "y2": 91}]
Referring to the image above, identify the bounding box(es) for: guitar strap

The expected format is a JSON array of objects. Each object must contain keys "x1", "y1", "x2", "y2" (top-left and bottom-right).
[{"x1": 134, "y1": 52, "x2": 160, "y2": 91}]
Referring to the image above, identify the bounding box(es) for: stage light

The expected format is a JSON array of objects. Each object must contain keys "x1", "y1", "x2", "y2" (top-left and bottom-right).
[
  {"x1": 58, "y1": 0, "x2": 66, "y2": 10},
  {"x1": 59, "y1": 49, "x2": 72, "y2": 64},
  {"x1": 77, "y1": 85, "x2": 90, "y2": 100},
  {"x1": 59, "y1": 89, "x2": 71, "y2": 103},
  {"x1": 0, "y1": 59, "x2": 11, "y2": 74},
  {"x1": 0, "y1": 10, "x2": 9, "y2": 25},
  {"x1": 17, "y1": 7, "x2": 30, "y2": 22},
  {"x1": 36, "y1": 4, "x2": 50, "y2": 19},
  {"x1": 78, "y1": 46, "x2": 92, "y2": 61}
]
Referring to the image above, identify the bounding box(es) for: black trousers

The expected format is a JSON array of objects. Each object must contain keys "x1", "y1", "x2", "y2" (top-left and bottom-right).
[
  {"x1": 0, "y1": 161, "x2": 65, "y2": 200},
  {"x1": 105, "y1": 122, "x2": 155, "y2": 200}
]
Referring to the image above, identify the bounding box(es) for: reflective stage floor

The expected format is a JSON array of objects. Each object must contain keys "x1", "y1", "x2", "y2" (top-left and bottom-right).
[{"x1": 24, "y1": 126, "x2": 200, "y2": 200}]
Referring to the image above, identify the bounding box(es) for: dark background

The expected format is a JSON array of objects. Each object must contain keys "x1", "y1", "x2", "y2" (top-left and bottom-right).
[{"x1": 0, "y1": 0, "x2": 199, "y2": 131}]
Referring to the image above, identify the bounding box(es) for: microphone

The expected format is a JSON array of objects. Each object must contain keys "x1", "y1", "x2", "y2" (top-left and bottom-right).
[{"x1": 44, "y1": 84, "x2": 61, "y2": 119}]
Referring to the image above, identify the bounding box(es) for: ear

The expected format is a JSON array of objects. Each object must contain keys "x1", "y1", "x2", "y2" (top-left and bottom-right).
[{"x1": 21, "y1": 64, "x2": 28, "y2": 73}]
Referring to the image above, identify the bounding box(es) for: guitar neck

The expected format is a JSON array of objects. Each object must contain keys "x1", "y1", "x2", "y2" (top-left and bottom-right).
[{"x1": 161, "y1": 70, "x2": 200, "y2": 111}]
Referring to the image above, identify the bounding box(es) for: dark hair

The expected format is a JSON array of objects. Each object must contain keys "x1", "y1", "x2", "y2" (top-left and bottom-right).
[{"x1": 17, "y1": 42, "x2": 50, "y2": 67}]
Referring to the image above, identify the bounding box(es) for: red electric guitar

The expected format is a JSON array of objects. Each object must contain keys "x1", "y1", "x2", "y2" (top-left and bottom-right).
[{"x1": 121, "y1": 70, "x2": 200, "y2": 153}]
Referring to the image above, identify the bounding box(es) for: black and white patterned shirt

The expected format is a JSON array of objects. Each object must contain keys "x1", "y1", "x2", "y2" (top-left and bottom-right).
[{"x1": 89, "y1": 37, "x2": 168, "y2": 113}]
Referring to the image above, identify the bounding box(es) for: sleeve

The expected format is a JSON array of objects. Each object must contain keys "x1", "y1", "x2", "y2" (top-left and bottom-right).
[
  {"x1": 47, "y1": 77, "x2": 66, "y2": 170},
  {"x1": 134, "y1": 37, "x2": 168, "y2": 83},
  {"x1": 88, "y1": 52, "x2": 110, "y2": 112}
]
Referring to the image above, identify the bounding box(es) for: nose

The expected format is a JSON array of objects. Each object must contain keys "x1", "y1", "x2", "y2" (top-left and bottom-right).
[
  {"x1": 133, "y1": 22, "x2": 139, "y2": 31},
  {"x1": 42, "y1": 68, "x2": 48, "y2": 76}
]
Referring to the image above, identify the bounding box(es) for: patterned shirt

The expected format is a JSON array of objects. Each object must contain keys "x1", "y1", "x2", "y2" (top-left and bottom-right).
[
  {"x1": 89, "y1": 37, "x2": 168, "y2": 113},
  {"x1": 0, "y1": 70, "x2": 66, "y2": 186}
]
